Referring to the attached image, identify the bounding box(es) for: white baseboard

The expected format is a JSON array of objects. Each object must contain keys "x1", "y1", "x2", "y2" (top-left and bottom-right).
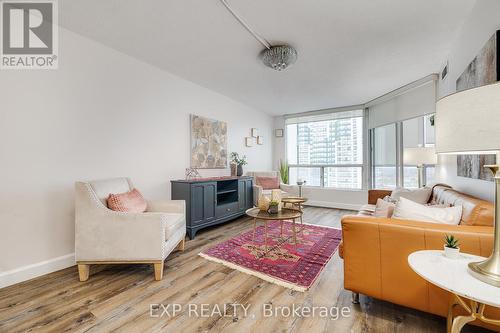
[
  {"x1": 304, "y1": 200, "x2": 362, "y2": 211},
  {"x1": 0, "y1": 253, "x2": 75, "y2": 289}
]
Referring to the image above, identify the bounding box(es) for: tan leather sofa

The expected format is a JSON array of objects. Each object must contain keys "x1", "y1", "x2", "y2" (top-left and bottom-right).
[{"x1": 340, "y1": 185, "x2": 499, "y2": 331}]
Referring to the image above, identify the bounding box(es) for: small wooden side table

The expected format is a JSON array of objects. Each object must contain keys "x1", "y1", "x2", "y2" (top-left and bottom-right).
[
  {"x1": 281, "y1": 197, "x2": 307, "y2": 228},
  {"x1": 408, "y1": 250, "x2": 500, "y2": 333}
]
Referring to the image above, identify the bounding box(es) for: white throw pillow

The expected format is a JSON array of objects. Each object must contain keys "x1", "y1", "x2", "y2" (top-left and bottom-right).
[
  {"x1": 390, "y1": 187, "x2": 432, "y2": 204},
  {"x1": 392, "y1": 197, "x2": 462, "y2": 225}
]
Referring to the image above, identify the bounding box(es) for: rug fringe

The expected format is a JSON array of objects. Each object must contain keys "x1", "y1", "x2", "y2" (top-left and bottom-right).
[{"x1": 198, "y1": 252, "x2": 307, "y2": 292}]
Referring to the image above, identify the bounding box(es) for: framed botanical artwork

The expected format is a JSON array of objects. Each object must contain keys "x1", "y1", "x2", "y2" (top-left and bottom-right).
[
  {"x1": 190, "y1": 115, "x2": 228, "y2": 168},
  {"x1": 251, "y1": 128, "x2": 258, "y2": 138},
  {"x1": 257, "y1": 136, "x2": 263, "y2": 145},
  {"x1": 275, "y1": 129, "x2": 284, "y2": 137},
  {"x1": 245, "y1": 137, "x2": 253, "y2": 147}
]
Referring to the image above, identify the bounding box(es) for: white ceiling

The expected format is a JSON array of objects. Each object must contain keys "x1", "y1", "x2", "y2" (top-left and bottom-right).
[{"x1": 59, "y1": 0, "x2": 476, "y2": 115}]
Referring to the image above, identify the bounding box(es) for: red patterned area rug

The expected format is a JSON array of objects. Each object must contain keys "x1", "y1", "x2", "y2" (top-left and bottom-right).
[{"x1": 199, "y1": 221, "x2": 342, "y2": 292}]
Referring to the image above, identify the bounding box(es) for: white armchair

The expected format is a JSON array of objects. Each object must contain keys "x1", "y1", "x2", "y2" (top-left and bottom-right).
[
  {"x1": 246, "y1": 171, "x2": 298, "y2": 206},
  {"x1": 75, "y1": 178, "x2": 186, "y2": 281}
]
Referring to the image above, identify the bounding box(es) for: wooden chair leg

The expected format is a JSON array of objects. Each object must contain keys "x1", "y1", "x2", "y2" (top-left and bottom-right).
[
  {"x1": 154, "y1": 262, "x2": 164, "y2": 281},
  {"x1": 177, "y1": 238, "x2": 185, "y2": 251},
  {"x1": 78, "y1": 264, "x2": 90, "y2": 282}
]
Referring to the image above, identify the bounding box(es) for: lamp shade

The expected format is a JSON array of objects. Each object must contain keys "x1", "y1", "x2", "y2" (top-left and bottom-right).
[
  {"x1": 403, "y1": 147, "x2": 437, "y2": 165},
  {"x1": 435, "y1": 82, "x2": 500, "y2": 154}
]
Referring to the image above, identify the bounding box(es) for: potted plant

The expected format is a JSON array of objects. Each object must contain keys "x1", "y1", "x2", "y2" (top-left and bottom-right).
[
  {"x1": 279, "y1": 159, "x2": 289, "y2": 184},
  {"x1": 444, "y1": 234, "x2": 460, "y2": 259},
  {"x1": 230, "y1": 152, "x2": 247, "y2": 176},
  {"x1": 267, "y1": 200, "x2": 279, "y2": 214}
]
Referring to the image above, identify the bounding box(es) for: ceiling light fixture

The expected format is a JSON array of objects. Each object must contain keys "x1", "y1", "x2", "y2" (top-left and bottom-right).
[{"x1": 219, "y1": 0, "x2": 298, "y2": 71}]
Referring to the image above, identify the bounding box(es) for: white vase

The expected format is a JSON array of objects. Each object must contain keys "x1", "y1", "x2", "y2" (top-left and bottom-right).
[{"x1": 443, "y1": 245, "x2": 460, "y2": 259}]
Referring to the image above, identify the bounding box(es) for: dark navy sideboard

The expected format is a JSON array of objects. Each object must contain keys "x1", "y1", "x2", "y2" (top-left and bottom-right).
[{"x1": 171, "y1": 176, "x2": 253, "y2": 239}]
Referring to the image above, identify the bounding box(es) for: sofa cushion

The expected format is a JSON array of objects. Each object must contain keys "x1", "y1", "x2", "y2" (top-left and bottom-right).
[
  {"x1": 90, "y1": 177, "x2": 132, "y2": 205},
  {"x1": 390, "y1": 187, "x2": 432, "y2": 204},
  {"x1": 164, "y1": 213, "x2": 185, "y2": 240},
  {"x1": 107, "y1": 188, "x2": 147, "y2": 213},
  {"x1": 256, "y1": 176, "x2": 280, "y2": 190},
  {"x1": 393, "y1": 197, "x2": 462, "y2": 225},
  {"x1": 373, "y1": 198, "x2": 395, "y2": 218},
  {"x1": 430, "y1": 185, "x2": 494, "y2": 226}
]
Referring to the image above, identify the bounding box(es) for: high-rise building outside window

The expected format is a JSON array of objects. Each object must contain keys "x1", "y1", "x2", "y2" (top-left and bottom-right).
[{"x1": 286, "y1": 110, "x2": 364, "y2": 189}]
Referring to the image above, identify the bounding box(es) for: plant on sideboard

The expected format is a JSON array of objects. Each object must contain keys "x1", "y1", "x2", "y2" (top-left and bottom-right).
[
  {"x1": 279, "y1": 159, "x2": 289, "y2": 184},
  {"x1": 444, "y1": 234, "x2": 460, "y2": 259},
  {"x1": 230, "y1": 152, "x2": 247, "y2": 176}
]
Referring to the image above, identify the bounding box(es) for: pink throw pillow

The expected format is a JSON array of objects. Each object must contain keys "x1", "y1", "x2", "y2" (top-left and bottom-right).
[
  {"x1": 373, "y1": 198, "x2": 395, "y2": 218},
  {"x1": 107, "y1": 188, "x2": 147, "y2": 213},
  {"x1": 256, "y1": 176, "x2": 280, "y2": 190}
]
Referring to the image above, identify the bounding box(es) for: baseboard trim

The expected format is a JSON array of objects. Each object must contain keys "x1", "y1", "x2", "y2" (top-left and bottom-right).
[
  {"x1": 304, "y1": 200, "x2": 362, "y2": 211},
  {"x1": 0, "y1": 253, "x2": 75, "y2": 289}
]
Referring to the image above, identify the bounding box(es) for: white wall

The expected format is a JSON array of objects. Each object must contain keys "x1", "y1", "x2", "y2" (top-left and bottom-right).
[
  {"x1": 435, "y1": 0, "x2": 500, "y2": 202},
  {"x1": 0, "y1": 28, "x2": 272, "y2": 287}
]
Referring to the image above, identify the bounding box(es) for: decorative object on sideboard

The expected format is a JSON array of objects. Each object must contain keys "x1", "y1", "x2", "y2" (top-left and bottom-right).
[
  {"x1": 230, "y1": 162, "x2": 237, "y2": 176},
  {"x1": 403, "y1": 146, "x2": 437, "y2": 188},
  {"x1": 257, "y1": 136, "x2": 263, "y2": 145},
  {"x1": 436, "y1": 81, "x2": 500, "y2": 287},
  {"x1": 279, "y1": 159, "x2": 289, "y2": 184},
  {"x1": 185, "y1": 167, "x2": 201, "y2": 180},
  {"x1": 251, "y1": 128, "x2": 258, "y2": 138},
  {"x1": 443, "y1": 234, "x2": 460, "y2": 259},
  {"x1": 457, "y1": 154, "x2": 496, "y2": 182},
  {"x1": 456, "y1": 30, "x2": 499, "y2": 92},
  {"x1": 190, "y1": 114, "x2": 228, "y2": 168},
  {"x1": 230, "y1": 152, "x2": 247, "y2": 176},
  {"x1": 219, "y1": 0, "x2": 297, "y2": 71},
  {"x1": 245, "y1": 137, "x2": 253, "y2": 147},
  {"x1": 275, "y1": 129, "x2": 284, "y2": 137}
]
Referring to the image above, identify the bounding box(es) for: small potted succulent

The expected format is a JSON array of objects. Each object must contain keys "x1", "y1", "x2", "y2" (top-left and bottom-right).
[
  {"x1": 267, "y1": 200, "x2": 279, "y2": 214},
  {"x1": 444, "y1": 234, "x2": 460, "y2": 259}
]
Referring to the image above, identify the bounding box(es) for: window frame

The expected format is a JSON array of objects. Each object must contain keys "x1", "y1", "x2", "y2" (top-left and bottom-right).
[
  {"x1": 369, "y1": 114, "x2": 436, "y2": 189},
  {"x1": 286, "y1": 110, "x2": 367, "y2": 190}
]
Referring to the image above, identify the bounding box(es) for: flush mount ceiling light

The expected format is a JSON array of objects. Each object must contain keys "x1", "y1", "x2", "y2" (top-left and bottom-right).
[{"x1": 219, "y1": 0, "x2": 298, "y2": 71}]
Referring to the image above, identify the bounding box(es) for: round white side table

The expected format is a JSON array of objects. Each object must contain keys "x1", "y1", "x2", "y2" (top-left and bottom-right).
[{"x1": 408, "y1": 250, "x2": 500, "y2": 333}]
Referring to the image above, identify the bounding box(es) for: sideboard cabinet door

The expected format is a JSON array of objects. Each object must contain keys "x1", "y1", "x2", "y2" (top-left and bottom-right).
[{"x1": 190, "y1": 182, "x2": 216, "y2": 225}]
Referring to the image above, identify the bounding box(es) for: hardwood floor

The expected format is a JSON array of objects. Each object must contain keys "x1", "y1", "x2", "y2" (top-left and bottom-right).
[{"x1": 0, "y1": 207, "x2": 490, "y2": 333}]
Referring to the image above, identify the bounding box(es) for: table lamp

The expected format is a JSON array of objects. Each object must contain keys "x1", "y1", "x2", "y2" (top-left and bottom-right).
[
  {"x1": 403, "y1": 147, "x2": 437, "y2": 188},
  {"x1": 436, "y1": 81, "x2": 500, "y2": 287}
]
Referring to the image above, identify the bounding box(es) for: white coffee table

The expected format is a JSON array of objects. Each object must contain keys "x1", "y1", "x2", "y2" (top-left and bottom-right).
[{"x1": 408, "y1": 250, "x2": 500, "y2": 333}]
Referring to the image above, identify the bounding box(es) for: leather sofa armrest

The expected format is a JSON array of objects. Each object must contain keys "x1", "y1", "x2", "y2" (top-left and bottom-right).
[
  {"x1": 368, "y1": 189, "x2": 392, "y2": 204},
  {"x1": 340, "y1": 215, "x2": 494, "y2": 312}
]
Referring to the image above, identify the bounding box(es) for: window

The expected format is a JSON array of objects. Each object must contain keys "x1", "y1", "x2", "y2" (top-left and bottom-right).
[
  {"x1": 371, "y1": 114, "x2": 436, "y2": 189},
  {"x1": 372, "y1": 123, "x2": 397, "y2": 189},
  {"x1": 286, "y1": 110, "x2": 364, "y2": 189}
]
